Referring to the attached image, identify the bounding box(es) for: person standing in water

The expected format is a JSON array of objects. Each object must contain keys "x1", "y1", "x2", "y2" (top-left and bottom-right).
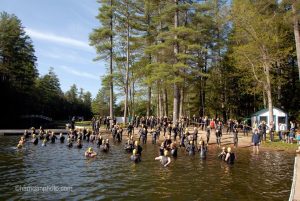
[
  {"x1": 32, "y1": 134, "x2": 38, "y2": 145},
  {"x1": 85, "y1": 147, "x2": 97, "y2": 157},
  {"x1": 225, "y1": 147, "x2": 236, "y2": 164},
  {"x1": 218, "y1": 147, "x2": 227, "y2": 161},
  {"x1": 198, "y1": 139, "x2": 207, "y2": 159},
  {"x1": 59, "y1": 133, "x2": 65, "y2": 143},
  {"x1": 155, "y1": 150, "x2": 171, "y2": 167},
  {"x1": 206, "y1": 126, "x2": 211, "y2": 144},
  {"x1": 17, "y1": 136, "x2": 25, "y2": 148},
  {"x1": 130, "y1": 149, "x2": 141, "y2": 163},
  {"x1": 252, "y1": 129, "x2": 260, "y2": 154}
]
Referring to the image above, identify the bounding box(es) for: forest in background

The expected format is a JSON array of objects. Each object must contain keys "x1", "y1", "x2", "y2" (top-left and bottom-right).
[
  {"x1": 90, "y1": 0, "x2": 300, "y2": 124},
  {"x1": 1, "y1": 0, "x2": 300, "y2": 128}
]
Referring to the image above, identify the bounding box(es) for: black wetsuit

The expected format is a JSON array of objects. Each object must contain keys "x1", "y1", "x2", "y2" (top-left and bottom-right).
[
  {"x1": 130, "y1": 155, "x2": 141, "y2": 163},
  {"x1": 227, "y1": 153, "x2": 235, "y2": 164},
  {"x1": 171, "y1": 148, "x2": 177, "y2": 157},
  {"x1": 134, "y1": 145, "x2": 143, "y2": 156},
  {"x1": 60, "y1": 135, "x2": 65, "y2": 143},
  {"x1": 32, "y1": 138, "x2": 38, "y2": 145},
  {"x1": 186, "y1": 144, "x2": 195, "y2": 155},
  {"x1": 50, "y1": 135, "x2": 57, "y2": 143}
]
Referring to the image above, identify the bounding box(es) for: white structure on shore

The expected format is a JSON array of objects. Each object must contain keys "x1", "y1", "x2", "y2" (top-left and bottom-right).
[{"x1": 251, "y1": 107, "x2": 288, "y2": 131}]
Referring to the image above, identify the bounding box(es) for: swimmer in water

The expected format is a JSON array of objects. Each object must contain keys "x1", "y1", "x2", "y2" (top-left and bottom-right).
[
  {"x1": 32, "y1": 134, "x2": 38, "y2": 145},
  {"x1": 225, "y1": 147, "x2": 236, "y2": 164},
  {"x1": 77, "y1": 139, "x2": 83, "y2": 149},
  {"x1": 124, "y1": 138, "x2": 134, "y2": 153},
  {"x1": 218, "y1": 147, "x2": 227, "y2": 161},
  {"x1": 159, "y1": 142, "x2": 165, "y2": 156},
  {"x1": 42, "y1": 138, "x2": 47, "y2": 146},
  {"x1": 186, "y1": 140, "x2": 196, "y2": 155},
  {"x1": 59, "y1": 133, "x2": 65, "y2": 143},
  {"x1": 17, "y1": 136, "x2": 25, "y2": 148},
  {"x1": 85, "y1": 147, "x2": 97, "y2": 157},
  {"x1": 155, "y1": 150, "x2": 171, "y2": 167},
  {"x1": 130, "y1": 149, "x2": 141, "y2": 163},
  {"x1": 133, "y1": 140, "x2": 143, "y2": 156},
  {"x1": 198, "y1": 140, "x2": 207, "y2": 159},
  {"x1": 67, "y1": 136, "x2": 73, "y2": 147},
  {"x1": 50, "y1": 132, "x2": 57, "y2": 143},
  {"x1": 100, "y1": 139, "x2": 109, "y2": 152},
  {"x1": 170, "y1": 142, "x2": 178, "y2": 157}
]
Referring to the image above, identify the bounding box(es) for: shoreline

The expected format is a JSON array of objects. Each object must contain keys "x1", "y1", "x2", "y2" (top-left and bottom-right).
[{"x1": 1, "y1": 126, "x2": 298, "y2": 153}]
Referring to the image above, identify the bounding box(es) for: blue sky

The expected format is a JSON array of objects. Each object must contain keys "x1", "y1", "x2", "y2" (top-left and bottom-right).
[{"x1": 0, "y1": 0, "x2": 106, "y2": 98}]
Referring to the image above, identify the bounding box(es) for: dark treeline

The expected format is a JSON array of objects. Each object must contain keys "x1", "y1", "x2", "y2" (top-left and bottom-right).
[{"x1": 0, "y1": 12, "x2": 92, "y2": 128}]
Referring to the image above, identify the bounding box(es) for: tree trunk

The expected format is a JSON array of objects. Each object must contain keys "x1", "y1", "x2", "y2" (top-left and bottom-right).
[
  {"x1": 292, "y1": 3, "x2": 300, "y2": 80},
  {"x1": 132, "y1": 72, "x2": 135, "y2": 118},
  {"x1": 124, "y1": 3, "x2": 130, "y2": 124},
  {"x1": 109, "y1": 0, "x2": 114, "y2": 126},
  {"x1": 265, "y1": 65, "x2": 274, "y2": 126},
  {"x1": 173, "y1": 0, "x2": 179, "y2": 124},
  {"x1": 159, "y1": 87, "x2": 163, "y2": 118},
  {"x1": 147, "y1": 86, "x2": 151, "y2": 116},
  {"x1": 164, "y1": 88, "x2": 168, "y2": 117},
  {"x1": 179, "y1": 87, "x2": 184, "y2": 118}
]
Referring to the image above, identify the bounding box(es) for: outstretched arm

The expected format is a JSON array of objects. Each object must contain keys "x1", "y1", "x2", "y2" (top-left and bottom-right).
[
  {"x1": 155, "y1": 156, "x2": 162, "y2": 160},
  {"x1": 164, "y1": 157, "x2": 171, "y2": 167}
]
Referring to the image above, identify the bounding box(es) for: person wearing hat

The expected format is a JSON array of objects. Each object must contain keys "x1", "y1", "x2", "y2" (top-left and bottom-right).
[
  {"x1": 155, "y1": 150, "x2": 171, "y2": 167},
  {"x1": 225, "y1": 147, "x2": 236, "y2": 164},
  {"x1": 85, "y1": 147, "x2": 97, "y2": 157},
  {"x1": 130, "y1": 149, "x2": 141, "y2": 163}
]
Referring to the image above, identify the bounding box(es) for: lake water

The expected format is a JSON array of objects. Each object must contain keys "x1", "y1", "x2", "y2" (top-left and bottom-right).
[{"x1": 0, "y1": 135, "x2": 295, "y2": 201}]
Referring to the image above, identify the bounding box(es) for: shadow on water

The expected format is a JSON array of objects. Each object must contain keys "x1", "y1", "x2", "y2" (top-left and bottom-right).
[{"x1": 0, "y1": 135, "x2": 295, "y2": 201}]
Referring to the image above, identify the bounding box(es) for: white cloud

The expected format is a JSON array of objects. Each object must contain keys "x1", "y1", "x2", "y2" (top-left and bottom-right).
[
  {"x1": 60, "y1": 65, "x2": 99, "y2": 80},
  {"x1": 25, "y1": 28, "x2": 93, "y2": 51}
]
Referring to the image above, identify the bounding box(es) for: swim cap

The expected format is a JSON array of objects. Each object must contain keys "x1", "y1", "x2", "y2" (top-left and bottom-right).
[
  {"x1": 133, "y1": 149, "x2": 137, "y2": 155},
  {"x1": 88, "y1": 147, "x2": 93, "y2": 152}
]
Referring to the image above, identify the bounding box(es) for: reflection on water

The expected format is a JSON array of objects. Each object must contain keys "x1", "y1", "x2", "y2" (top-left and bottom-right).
[{"x1": 0, "y1": 135, "x2": 294, "y2": 201}]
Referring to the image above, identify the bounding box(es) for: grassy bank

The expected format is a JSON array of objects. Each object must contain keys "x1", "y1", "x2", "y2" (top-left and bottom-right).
[{"x1": 261, "y1": 140, "x2": 299, "y2": 151}]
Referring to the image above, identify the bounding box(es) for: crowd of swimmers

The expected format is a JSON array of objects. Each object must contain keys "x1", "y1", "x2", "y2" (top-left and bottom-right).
[{"x1": 17, "y1": 117, "x2": 240, "y2": 167}]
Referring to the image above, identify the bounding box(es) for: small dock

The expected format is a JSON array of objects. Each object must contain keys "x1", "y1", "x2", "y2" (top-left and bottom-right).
[
  {"x1": 290, "y1": 155, "x2": 300, "y2": 201},
  {"x1": 0, "y1": 129, "x2": 68, "y2": 136}
]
